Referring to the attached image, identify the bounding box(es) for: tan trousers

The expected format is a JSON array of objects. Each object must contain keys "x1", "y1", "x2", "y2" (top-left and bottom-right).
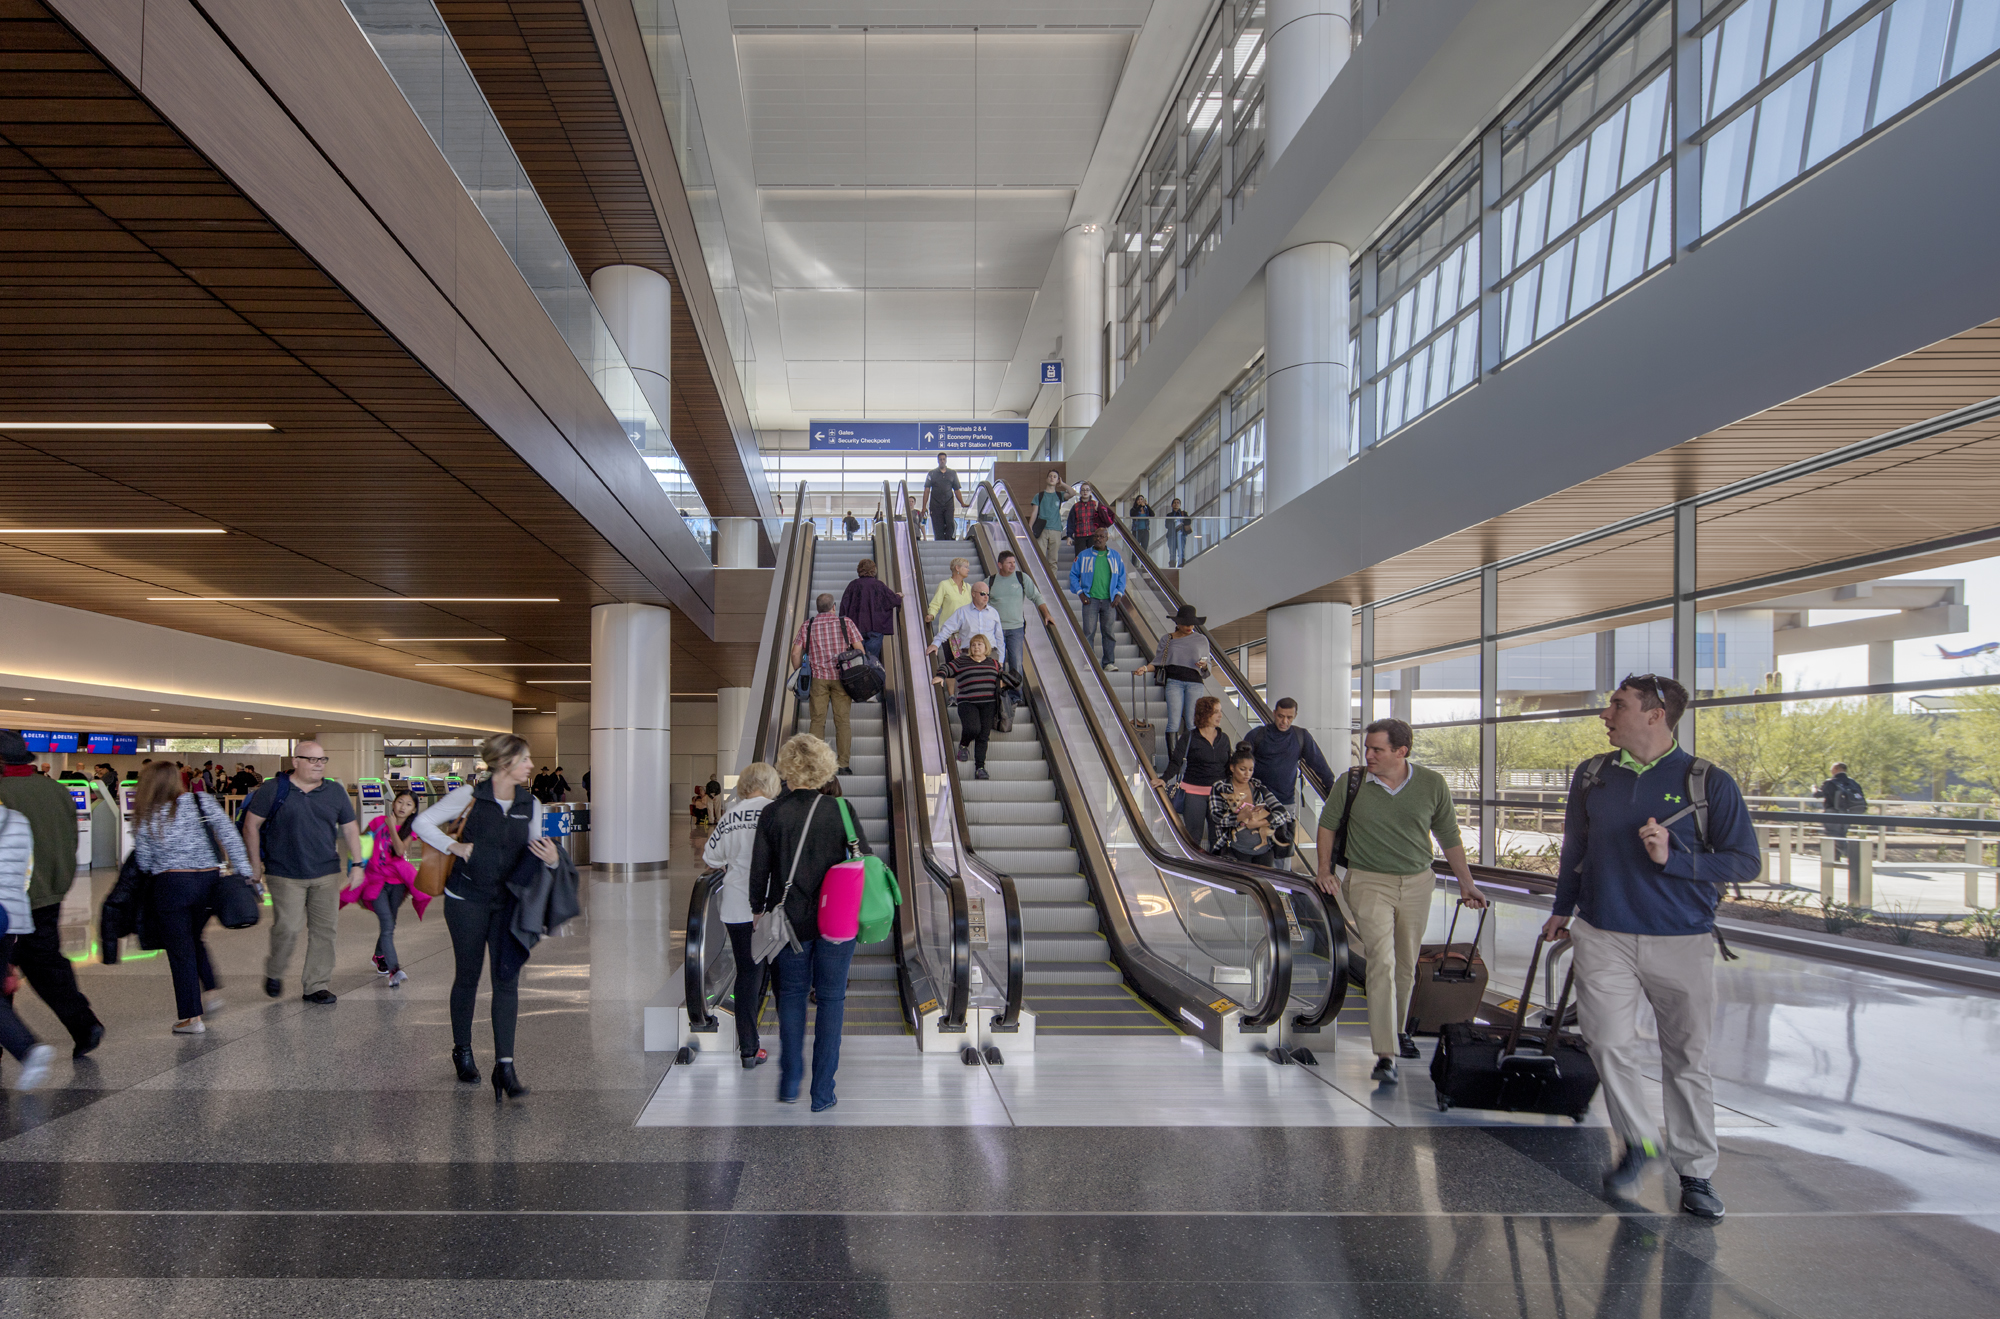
[
  {"x1": 808, "y1": 676, "x2": 853, "y2": 767},
  {"x1": 1035, "y1": 527, "x2": 1061, "y2": 569},
  {"x1": 1346, "y1": 867, "x2": 1434, "y2": 1058},
  {"x1": 1570, "y1": 918, "x2": 1719, "y2": 1179},
  {"x1": 266, "y1": 870, "x2": 341, "y2": 994}
]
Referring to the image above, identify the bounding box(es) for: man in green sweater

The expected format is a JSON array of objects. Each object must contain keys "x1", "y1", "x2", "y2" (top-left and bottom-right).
[
  {"x1": 0, "y1": 731, "x2": 104, "y2": 1056},
  {"x1": 1315, "y1": 717, "x2": 1485, "y2": 1082}
]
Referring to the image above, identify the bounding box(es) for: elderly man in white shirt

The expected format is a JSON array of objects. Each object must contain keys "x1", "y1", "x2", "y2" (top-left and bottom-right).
[{"x1": 928, "y1": 579, "x2": 1004, "y2": 660}]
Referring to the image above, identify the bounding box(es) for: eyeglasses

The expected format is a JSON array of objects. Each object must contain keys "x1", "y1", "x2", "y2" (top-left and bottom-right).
[{"x1": 294, "y1": 756, "x2": 330, "y2": 765}]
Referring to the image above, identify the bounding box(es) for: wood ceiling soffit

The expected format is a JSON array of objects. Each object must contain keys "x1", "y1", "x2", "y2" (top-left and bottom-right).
[
  {"x1": 0, "y1": 3, "x2": 708, "y2": 711},
  {"x1": 434, "y1": 0, "x2": 762, "y2": 520}
]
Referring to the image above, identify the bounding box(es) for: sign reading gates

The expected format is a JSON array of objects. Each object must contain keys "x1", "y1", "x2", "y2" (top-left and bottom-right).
[{"x1": 810, "y1": 420, "x2": 1028, "y2": 452}]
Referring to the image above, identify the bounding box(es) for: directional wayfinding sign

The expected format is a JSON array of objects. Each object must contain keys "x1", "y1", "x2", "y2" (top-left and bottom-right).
[{"x1": 810, "y1": 419, "x2": 1028, "y2": 452}]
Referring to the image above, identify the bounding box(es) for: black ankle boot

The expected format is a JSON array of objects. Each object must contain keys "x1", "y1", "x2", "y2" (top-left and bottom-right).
[
  {"x1": 451, "y1": 1046, "x2": 480, "y2": 1083},
  {"x1": 492, "y1": 1059, "x2": 528, "y2": 1101}
]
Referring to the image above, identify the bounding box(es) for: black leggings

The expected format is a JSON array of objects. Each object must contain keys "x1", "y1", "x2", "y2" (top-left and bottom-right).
[
  {"x1": 152, "y1": 870, "x2": 220, "y2": 1021},
  {"x1": 445, "y1": 894, "x2": 519, "y2": 1056},
  {"x1": 957, "y1": 699, "x2": 999, "y2": 767},
  {"x1": 723, "y1": 921, "x2": 768, "y2": 1058}
]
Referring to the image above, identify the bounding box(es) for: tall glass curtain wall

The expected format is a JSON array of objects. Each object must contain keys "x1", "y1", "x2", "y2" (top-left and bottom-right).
[
  {"x1": 1127, "y1": 360, "x2": 1267, "y2": 561},
  {"x1": 339, "y1": 0, "x2": 705, "y2": 520}
]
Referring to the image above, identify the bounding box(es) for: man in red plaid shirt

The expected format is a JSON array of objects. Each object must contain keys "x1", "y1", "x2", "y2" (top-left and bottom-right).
[{"x1": 790, "y1": 593, "x2": 866, "y2": 774}]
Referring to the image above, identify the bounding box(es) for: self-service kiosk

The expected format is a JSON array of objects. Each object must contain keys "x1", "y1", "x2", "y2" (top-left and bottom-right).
[
  {"x1": 119, "y1": 783, "x2": 139, "y2": 861},
  {"x1": 357, "y1": 777, "x2": 386, "y2": 828},
  {"x1": 64, "y1": 783, "x2": 91, "y2": 870},
  {"x1": 87, "y1": 779, "x2": 120, "y2": 868}
]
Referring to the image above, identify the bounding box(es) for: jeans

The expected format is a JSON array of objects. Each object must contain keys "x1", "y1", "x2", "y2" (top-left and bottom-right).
[
  {"x1": 1001, "y1": 627, "x2": 1026, "y2": 706},
  {"x1": 445, "y1": 893, "x2": 520, "y2": 1056},
  {"x1": 17, "y1": 902, "x2": 98, "y2": 1045},
  {"x1": 0, "y1": 935, "x2": 35, "y2": 1062},
  {"x1": 774, "y1": 934, "x2": 858, "y2": 1108},
  {"x1": 1080, "y1": 597, "x2": 1117, "y2": 667},
  {"x1": 1131, "y1": 519, "x2": 1150, "y2": 549},
  {"x1": 152, "y1": 870, "x2": 220, "y2": 1021},
  {"x1": 723, "y1": 921, "x2": 769, "y2": 1058},
  {"x1": 370, "y1": 884, "x2": 406, "y2": 969},
  {"x1": 861, "y1": 631, "x2": 885, "y2": 664},
  {"x1": 957, "y1": 699, "x2": 999, "y2": 768},
  {"x1": 1167, "y1": 529, "x2": 1187, "y2": 566},
  {"x1": 1163, "y1": 678, "x2": 1202, "y2": 745}
]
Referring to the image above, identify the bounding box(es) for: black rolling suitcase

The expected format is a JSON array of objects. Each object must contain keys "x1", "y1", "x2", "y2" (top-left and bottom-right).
[
  {"x1": 1126, "y1": 671, "x2": 1157, "y2": 768},
  {"x1": 1429, "y1": 933, "x2": 1599, "y2": 1121}
]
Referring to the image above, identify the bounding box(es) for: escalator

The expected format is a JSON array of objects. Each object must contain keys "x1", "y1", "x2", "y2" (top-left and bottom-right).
[{"x1": 890, "y1": 481, "x2": 1351, "y2": 1055}]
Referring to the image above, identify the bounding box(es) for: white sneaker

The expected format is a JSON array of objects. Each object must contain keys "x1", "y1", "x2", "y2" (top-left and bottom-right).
[
  {"x1": 16, "y1": 1042, "x2": 57, "y2": 1089},
  {"x1": 388, "y1": 970, "x2": 407, "y2": 988},
  {"x1": 172, "y1": 1019, "x2": 206, "y2": 1035}
]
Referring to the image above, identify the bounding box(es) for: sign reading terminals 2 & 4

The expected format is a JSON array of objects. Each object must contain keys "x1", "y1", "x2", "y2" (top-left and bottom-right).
[{"x1": 810, "y1": 420, "x2": 1029, "y2": 452}]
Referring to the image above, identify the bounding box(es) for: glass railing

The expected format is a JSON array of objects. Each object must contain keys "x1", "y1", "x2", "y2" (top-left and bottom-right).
[
  {"x1": 340, "y1": 0, "x2": 708, "y2": 534},
  {"x1": 977, "y1": 482, "x2": 1349, "y2": 1039}
]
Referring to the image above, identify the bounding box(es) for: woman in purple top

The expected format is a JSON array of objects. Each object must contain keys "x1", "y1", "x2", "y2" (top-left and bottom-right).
[{"x1": 838, "y1": 558, "x2": 903, "y2": 665}]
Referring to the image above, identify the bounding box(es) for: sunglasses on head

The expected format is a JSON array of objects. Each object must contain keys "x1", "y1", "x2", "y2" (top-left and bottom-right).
[{"x1": 1619, "y1": 674, "x2": 1668, "y2": 706}]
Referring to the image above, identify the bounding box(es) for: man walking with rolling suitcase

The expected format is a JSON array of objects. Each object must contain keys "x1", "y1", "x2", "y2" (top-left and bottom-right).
[
  {"x1": 1314, "y1": 719, "x2": 1485, "y2": 1083},
  {"x1": 1544, "y1": 675, "x2": 1759, "y2": 1221}
]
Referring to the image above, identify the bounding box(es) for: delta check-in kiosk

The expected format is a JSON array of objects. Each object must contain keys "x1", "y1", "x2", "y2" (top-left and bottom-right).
[
  {"x1": 358, "y1": 777, "x2": 386, "y2": 828},
  {"x1": 65, "y1": 783, "x2": 91, "y2": 870}
]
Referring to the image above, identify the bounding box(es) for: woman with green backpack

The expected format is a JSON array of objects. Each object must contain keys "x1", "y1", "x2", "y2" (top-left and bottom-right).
[{"x1": 748, "y1": 733, "x2": 893, "y2": 1111}]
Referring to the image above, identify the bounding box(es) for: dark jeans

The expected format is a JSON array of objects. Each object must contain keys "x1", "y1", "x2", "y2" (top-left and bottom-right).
[
  {"x1": 0, "y1": 935, "x2": 37, "y2": 1061},
  {"x1": 151, "y1": 870, "x2": 220, "y2": 1021},
  {"x1": 1080, "y1": 597, "x2": 1117, "y2": 666},
  {"x1": 1176, "y1": 789, "x2": 1210, "y2": 852},
  {"x1": 1001, "y1": 626, "x2": 1026, "y2": 707},
  {"x1": 723, "y1": 921, "x2": 768, "y2": 1058},
  {"x1": 957, "y1": 699, "x2": 999, "y2": 768},
  {"x1": 774, "y1": 934, "x2": 858, "y2": 1108},
  {"x1": 931, "y1": 503, "x2": 956, "y2": 542},
  {"x1": 17, "y1": 902, "x2": 98, "y2": 1045},
  {"x1": 862, "y1": 631, "x2": 885, "y2": 664},
  {"x1": 370, "y1": 884, "x2": 406, "y2": 969},
  {"x1": 445, "y1": 893, "x2": 520, "y2": 1056}
]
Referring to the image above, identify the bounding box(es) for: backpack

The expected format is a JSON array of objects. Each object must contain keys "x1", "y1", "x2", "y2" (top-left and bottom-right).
[
  {"x1": 836, "y1": 646, "x2": 885, "y2": 701},
  {"x1": 1574, "y1": 753, "x2": 1738, "y2": 960},
  {"x1": 1829, "y1": 777, "x2": 1866, "y2": 814}
]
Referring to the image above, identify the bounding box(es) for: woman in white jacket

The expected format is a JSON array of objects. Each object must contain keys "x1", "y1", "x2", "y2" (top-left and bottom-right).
[
  {"x1": 0, "y1": 805, "x2": 57, "y2": 1089},
  {"x1": 702, "y1": 762, "x2": 779, "y2": 1069}
]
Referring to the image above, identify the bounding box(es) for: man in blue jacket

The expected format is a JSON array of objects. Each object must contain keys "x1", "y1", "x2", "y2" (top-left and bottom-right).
[
  {"x1": 1545, "y1": 674, "x2": 1758, "y2": 1222},
  {"x1": 1067, "y1": 530, "x2": 1126, "y2": 671}
]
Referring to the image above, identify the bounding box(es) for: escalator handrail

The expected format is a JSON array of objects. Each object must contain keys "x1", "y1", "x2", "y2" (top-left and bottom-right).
[
  {"x1": 971, "y1": 482, "x2": 1296, "y2": 1032},
  {"x1": 882, "y1": 484, "x2": 979, "y2": 1031},
  {"x1": 753, "y1": 480, "x2": 814, "y2": 765},
  {"x1": 896, "y1": 482, "x2": 1026, "y2": 1031},
  {"x1": 682, "y1": 867, "x2": 728, "y2": 1031}
]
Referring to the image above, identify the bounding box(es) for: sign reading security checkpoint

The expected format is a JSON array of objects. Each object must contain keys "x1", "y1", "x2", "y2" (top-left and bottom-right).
[{"x1": 810, "y1": 419, "x2": 1029, "y2": 453}]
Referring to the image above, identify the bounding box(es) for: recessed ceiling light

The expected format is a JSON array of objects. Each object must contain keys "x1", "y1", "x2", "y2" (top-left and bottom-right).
[
  {"x1": 512, "y1": 707, "x2": 538, "y2": 710},
  {"x1": 414, "y1": 662, "x2": 589, "y2": 668},
  {"x1": 150, "y1": 708, "x2": 160, "y2": 712},
  {"x1": 0, "y1": 422, "x2": 274, "y2": 430},
  {"x1": 534, "y1": 680, "x2": 593, "y2": 684},
  {"x1": 20, "y1": 698, "x2": 33, "y2": 701},
  {"x1": 0, "y1": 528, "x2": 225, "y2": 535},
  {"x1": 378, "y1": 637, "x2": 506, "y2": 642},
  {"x1": 147, "y1": 596, "x2": 559, "y2": 603}
]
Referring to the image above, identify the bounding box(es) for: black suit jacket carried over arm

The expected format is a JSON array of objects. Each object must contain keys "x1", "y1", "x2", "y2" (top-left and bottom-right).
[{"x1": 747, "y1": 788, "x2": 875, "y2": 943}]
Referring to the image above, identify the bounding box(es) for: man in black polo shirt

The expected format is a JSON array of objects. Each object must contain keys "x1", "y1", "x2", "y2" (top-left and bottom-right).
[{"x1": 242, "y1": 740, "x2": 362, "y2": 1005}]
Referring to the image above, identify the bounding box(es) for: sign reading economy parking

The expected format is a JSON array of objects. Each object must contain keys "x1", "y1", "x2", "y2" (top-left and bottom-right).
[{"x1": 810, "y1": 420, "x2": 1028, "y2": 452}]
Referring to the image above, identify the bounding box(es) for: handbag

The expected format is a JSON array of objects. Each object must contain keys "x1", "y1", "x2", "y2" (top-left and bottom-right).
[
  {"x1": 196, "y1": 793, "x2": 263, "y2": 930},
  {"x1": 415, "y1": 793, "x2": 474, "y2": 897},
  {"x1": 751, "y1": 796, "x2": 821, "y2": 963}
]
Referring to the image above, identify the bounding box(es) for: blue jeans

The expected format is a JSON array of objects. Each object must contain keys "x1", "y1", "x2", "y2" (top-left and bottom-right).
[
  {"x1": 774, "y1": 934, "x2": 858, "y2": 1108},
  {"x1": 862, "y1": 631, "x2": 884, "y2": 663},
  {"x1": 1080, "y1": 597, "x2": 1117, "y2": 666},
  {"x1": 1002, "y1": 626, "x2": 1026, "y2": 706},
  {"x1": 1163, "y1": 678, "x2": 1202, "y2": 745},
  {"x1": 1167, "y1": 530, "x2": 1187, "y2": 566}
]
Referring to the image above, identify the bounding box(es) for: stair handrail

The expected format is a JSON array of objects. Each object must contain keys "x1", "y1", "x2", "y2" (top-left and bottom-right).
[{"x1": 752, "y1": 480, "x2": 814, "y2": 764}]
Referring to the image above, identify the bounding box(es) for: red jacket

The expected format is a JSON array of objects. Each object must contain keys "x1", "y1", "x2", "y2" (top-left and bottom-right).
[{"x1": 1067, "y1": 499, "x2": 1115, "y2": 540}]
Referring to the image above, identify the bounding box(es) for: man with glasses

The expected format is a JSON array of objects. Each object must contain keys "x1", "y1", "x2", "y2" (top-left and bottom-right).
[
  {"x1": 242, "y1": 739, "x2": 364, "y2": 1005},
  {"x1": 930, "y1": 581, "x2": 1006, "y2": 666},
  {"x1": 1545, "y1": 675, "x2": 1759, "y2": 1221}
]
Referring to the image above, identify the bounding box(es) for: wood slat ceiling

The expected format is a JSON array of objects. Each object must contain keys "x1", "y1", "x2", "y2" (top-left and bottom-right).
[
  {"x1": 1209, "y1": 321, "x2": 2000, "y2": 657},
  {"x1": 434, "y1": 0, "x2": 762, "y2": 519},
  {"x1": 0, "y1": 1, "x2": 755, "y2": 717}
]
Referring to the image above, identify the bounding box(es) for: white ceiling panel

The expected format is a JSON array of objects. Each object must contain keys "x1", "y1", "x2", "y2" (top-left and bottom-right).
[
  {"x1": 787, "y1": 360, "x2": 865, "y2": 411},
  {"x1": 762, "y1": 189, "x2": 1071, "y2": 290},
  {"x1": 776, "y1": 289, "x2": 865, "y2": 358},
  {"x1": 730, "y1": 1, "x2": 1154, "y2": 30}
]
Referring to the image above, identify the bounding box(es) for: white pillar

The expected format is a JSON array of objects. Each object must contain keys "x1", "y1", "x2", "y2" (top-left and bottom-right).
[
  {"x1": 716, "y1": 687, "x2": 751, "y2": 783},
  {"x1": 1266, "y1": 602, "x2": 1353, "y2": 774},
  {"x1": 557, "y1": 702, "x2": 591, "y2": 801},
  {"x1": 716, "y1": 517, "x2": 759, "y2": 568},
  {"x1": 1264, "y1": 242, "x2": 1351, "y2": 506},
  {"x1": 1061, "y1": 224, "x2": 1106, "y2": 431},
  {"x1": 1265, "y1": 0, "x2": 1351, "y2": 163},
  {"x1": 589, "y1": 264, "x2": 672, "y2": 449},
  {"x1": 311, "y1": 732, "x2": 383, "y2": 790},
  {"x1": 590, "y1": 604, "x2": 671, "y2": 868}
]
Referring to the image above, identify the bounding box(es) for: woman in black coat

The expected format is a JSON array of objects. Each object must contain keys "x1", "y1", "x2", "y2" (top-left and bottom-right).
[{"x1": 748, "y1": 733, "x2": 876, "y2": 1111}]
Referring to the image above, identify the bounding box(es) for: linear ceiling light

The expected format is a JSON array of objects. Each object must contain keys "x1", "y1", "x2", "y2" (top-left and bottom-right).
[
  {"x1": 533, "y1": 680, "x2": 593, "y2": 684},
  {"x1": 147, "y1": 596, "x2": 559, "y2": 603},
  {"x1": 0, "y1": 528, "x2": 225, "y2": 535},
  {"x1": 379, "y1": 636, "x2": 506, "y2": 642},
  {"x1": 0, "y1": 422, "x2": 275, "y2": 430},
  {"x1": 414, "y1": 662, "x2": 589, "y2": 668}
]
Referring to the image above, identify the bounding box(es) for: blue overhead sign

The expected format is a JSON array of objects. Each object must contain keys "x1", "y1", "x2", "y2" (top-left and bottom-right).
[
  {"x1": 1041, "y1": 361, "x2": 1063, "y2": 384},
  {"x1": 810, "y1": 420, "x2": 1030, "y2": 453},
  {"x1": 810, "y1": 421, "x2": 922, "y2": 451}
]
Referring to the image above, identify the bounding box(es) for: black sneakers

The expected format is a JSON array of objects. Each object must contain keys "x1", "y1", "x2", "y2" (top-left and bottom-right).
[
  {"x1": 302, "y1": 990, "x2": 337, "y2": 1006},
  {"x1": 1680, "y1": 1176, "x2": 1725, "y2": 1220},
  {"x1": 264, "y1": 978, "x2": 282, "y2": 998},
  {"x1": 1398, "y1": 1032, "x2": 1420, "y2": 1059},
  {"x1": 1603, "y1": 1142, "x2": 1660, "y2": 1198},
  {"x1": 1370, "y1": 1057, "x2": 1399, "y2": 1083}
]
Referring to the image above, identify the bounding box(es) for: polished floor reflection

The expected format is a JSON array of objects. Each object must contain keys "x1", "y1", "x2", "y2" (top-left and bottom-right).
[{"x1": 0, "y1": 840, "x2": 1994, "y2": 1317}]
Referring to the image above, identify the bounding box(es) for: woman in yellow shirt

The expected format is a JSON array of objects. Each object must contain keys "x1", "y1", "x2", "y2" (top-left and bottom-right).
[{"x1": 926, "y1": 557, "x2": 974, "y2": 658}]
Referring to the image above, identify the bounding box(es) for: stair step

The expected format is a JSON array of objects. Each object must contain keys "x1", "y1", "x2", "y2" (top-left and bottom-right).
[
  {"x1": 1019, "y1": 901, "x2": 1102, "y2": 933},
  {"x1": 966, "y1": 824, "x2": 1073, "y2": 850},
  {"x1": 960, "y1": 779, "x2": 1056, "y2": 803},
  {"x1": 1024, "y1": 931, "x2": 1113, "y2": 962},
  {"x1": 964, "y1": 801, "x2": 1065, "y2": 825},
  {"x1": 1024, "y1": 964, "x2": 1127, "y2": 986},
  {"x1": 1006, "y1": 873, "x2": 1090, "y2": 902}
]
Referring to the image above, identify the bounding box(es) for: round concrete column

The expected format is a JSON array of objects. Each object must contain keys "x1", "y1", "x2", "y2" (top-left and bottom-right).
[
  {"x1": 1061, "y1": 223, "x2": 1106, "y2": 432},
  {"x1": 1266, "y1": 0, "x2": 1351, "y2": 163},
  {"x1": 1264, "y1": 242, "x2": 1351, "y2": 508},
  {"x1": 716, "y1": 517, "x2": 760, "y2": 568},
  {"x1": 716, "y1": 687, "x2": 751, "y2": 785},
  {"x1": 1265, "y1": 602, "x2": 1353, "y2": 774},
  {"x1": 589, "y1": 264, "x2": 672, "y2": 447},
  {"x1": 590, "y1": 603, "x2": 671, "y2": 869}
]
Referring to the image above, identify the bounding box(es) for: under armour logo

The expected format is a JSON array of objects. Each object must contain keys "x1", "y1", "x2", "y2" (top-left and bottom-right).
[{"x1": 1663, "y1": 792, "x2": 1683, "y2": 804}]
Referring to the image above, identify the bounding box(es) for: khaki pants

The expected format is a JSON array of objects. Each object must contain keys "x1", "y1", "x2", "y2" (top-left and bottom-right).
[
  {"x1": 1036, "y1": 527, "x2": 1061, "y2": 569},
  {"x1": 808, "y1": 676, "x2": 853, "y2": 767},
  {"x1": 1570, "y1": 919, "x2": 1718, "y2": 1178},
  {"x1": 1346, "y1": 867, "x2": 1434, "y2": 1058},
  {"x1": 266, "y1": 870, "x2": 341, "y2": 994}
]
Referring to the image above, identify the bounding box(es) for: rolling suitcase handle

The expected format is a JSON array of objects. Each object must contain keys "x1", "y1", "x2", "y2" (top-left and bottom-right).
[
  {"x1": 1435, "y1": 900, "x2": 1489, "y2": 982},
  {"x1": 1503, "y1": 934, "x2": 1551, "y2": 1057}
]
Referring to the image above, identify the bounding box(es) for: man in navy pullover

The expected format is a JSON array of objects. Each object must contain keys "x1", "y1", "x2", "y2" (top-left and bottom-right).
[
  {"x1": 1546, "y1": 674, "x2": 1758, "y2": 1223},
  {"x1": 1240, "y1": 698, "x2": 1336, "y2": 806}
]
